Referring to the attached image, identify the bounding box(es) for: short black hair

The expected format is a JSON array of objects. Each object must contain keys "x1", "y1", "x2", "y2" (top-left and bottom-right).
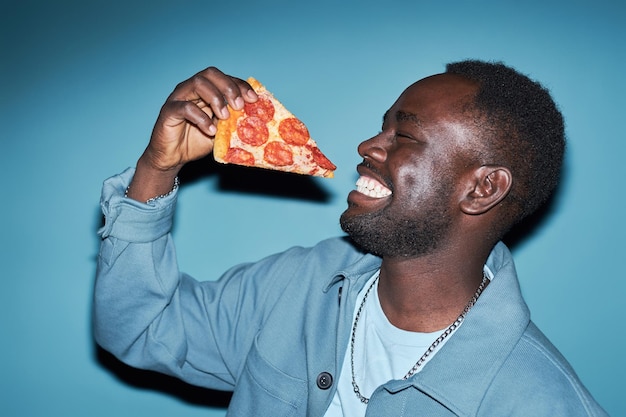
[{"x1": 446, "y1": 60, "x2": 565, "y2": 229}]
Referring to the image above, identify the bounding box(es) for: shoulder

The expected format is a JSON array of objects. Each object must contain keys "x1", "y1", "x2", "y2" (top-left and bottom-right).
[{"x1": 482, "y1": 322, "x2": 608, "y2": 416}]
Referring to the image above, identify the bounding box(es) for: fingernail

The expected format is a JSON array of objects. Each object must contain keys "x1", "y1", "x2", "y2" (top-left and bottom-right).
[
  {"x1": 220, "y1": 106, "x2": 229, "y2": 118},
  {"x1": 234, "y1": 96, "x2": 244, "y2": 109},
  {"x1": 247, "y1": 89, "x2": 257, "y2": 99},
  {"x1": 208, "y1": 125, "x2": 217, "y2": 136}
]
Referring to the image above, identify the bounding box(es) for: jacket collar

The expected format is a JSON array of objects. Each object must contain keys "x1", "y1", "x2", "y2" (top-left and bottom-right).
[{"x1": 323, "y1": 244, "x2": 381, "y2": 292}]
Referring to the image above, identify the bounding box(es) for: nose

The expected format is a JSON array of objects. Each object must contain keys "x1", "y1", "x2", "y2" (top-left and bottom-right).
[{"x1": 358, "y1": 133, "x2": 388, "y2": 162}]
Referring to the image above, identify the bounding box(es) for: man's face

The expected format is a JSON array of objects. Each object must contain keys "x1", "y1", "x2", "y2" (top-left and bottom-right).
[{"x1": 340, "y1": 73, "x2": 480, "y2": 258}]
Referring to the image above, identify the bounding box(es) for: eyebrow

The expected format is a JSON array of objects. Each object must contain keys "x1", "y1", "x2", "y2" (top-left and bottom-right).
[{"x1": 382, "y1": 110, "x2": 422, "y2": 126}]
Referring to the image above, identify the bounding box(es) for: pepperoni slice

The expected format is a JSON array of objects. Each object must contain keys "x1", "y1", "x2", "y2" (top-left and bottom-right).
[
  {"x1": 278, "y1": 117, "x2": 309, "y2": 146},
  {"x1": 224, "y1": 147, "x2": 255, "y2": 166},
  {"x1": 307, "y1": 145, "x2": 337, "y2": 171},
  {"x1": 237, "y1": 116, "x2": 269, "y2": 146},
  {"x1": 244, "y1": 97, "x2": 275, "y2": 123},
  {"x1": 264, "y1": 141, "x2": 293, "y2": 166}
]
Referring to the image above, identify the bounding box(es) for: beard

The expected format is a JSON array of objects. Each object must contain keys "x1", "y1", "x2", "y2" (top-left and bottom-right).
[{"x1": 340, "y1": 184, "x2": 454, "y2": 258}]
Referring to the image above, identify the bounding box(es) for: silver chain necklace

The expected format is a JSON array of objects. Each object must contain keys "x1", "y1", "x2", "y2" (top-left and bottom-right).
[{"x1": 350, "y1": 272, "x2": 489, "y2": 404}]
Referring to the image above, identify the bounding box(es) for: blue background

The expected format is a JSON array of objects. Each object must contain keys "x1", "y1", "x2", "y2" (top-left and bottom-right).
[{"x1": 1, "y1": 0, "x2": 623, "y2": 416}]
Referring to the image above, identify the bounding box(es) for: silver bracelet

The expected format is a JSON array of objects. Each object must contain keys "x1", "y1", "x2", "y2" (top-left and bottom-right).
[{"x1": 125, "y1": 177, "x2": 180, "y2": 204}]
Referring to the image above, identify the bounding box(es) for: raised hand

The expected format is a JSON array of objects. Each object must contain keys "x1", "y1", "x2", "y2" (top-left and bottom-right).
[{"x1": 126, "y1": 67, "x2": 258, "y2": 202}]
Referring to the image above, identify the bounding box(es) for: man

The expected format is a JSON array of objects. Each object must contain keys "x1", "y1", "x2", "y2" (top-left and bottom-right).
[{"x1": 94, "y1": 61, "x2": 608, "y2": 416}]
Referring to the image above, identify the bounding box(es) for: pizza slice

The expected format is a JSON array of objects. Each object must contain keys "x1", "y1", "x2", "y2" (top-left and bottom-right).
[{"x1": 213, "y1": 77, "x2": 336, "y2": 178}]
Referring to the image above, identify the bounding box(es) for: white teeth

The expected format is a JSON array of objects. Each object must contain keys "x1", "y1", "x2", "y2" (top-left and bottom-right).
[{"x1": 355, "y1": 176, "x2": 392, "y2": 198}]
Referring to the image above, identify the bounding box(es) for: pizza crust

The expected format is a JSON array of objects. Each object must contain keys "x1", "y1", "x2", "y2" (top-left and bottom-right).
[{"x1": 213, "y1": 108, "x2": 242, "y2": 162}]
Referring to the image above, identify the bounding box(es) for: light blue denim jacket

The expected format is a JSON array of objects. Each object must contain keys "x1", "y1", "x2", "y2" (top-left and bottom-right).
[{"x1": 94, "y1": 168, "x2": 608, "y2": 417}]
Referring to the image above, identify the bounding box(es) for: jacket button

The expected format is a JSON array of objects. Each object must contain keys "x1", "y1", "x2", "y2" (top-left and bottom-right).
[{"x1": 316, "y1": 372, "x2": 333, "y2": 390}]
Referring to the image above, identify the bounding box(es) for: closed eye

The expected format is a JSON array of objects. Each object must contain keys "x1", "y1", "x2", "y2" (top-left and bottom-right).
[{"x1": 395, "y1": 132, "x2": 420, "y2": 143}]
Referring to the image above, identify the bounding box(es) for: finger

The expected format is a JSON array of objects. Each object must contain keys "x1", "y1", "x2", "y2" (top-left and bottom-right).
[
  {"x1": 231, "y1": 76, "x2": 259, "y2": 103},
  {"x1": 163, "y1": 99, "x2": 218, "y2": 137},
  {"x1": 193, "y1": 69, "x2": 258, "y2": 119},
  {"x1": 170, "y1": 67, "x2": 257, "y2": 119},
  {"x1": 198, "y1": 67, "x2": 258, "y2": 106}
]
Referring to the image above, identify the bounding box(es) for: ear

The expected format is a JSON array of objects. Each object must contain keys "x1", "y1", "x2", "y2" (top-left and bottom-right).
[{"x1": 459, "y1": 165, "x2": 512, "y2": 215}]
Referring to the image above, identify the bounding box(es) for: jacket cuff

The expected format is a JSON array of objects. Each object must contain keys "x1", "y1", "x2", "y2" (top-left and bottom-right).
[{"x1": 98, "y1": 167, "x2": 177, "y2": 242}]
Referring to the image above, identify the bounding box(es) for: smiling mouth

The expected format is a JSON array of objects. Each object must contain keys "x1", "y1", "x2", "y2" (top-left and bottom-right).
[{"x1": 355, "y1": 176, "x2": 392, "y2": 198}]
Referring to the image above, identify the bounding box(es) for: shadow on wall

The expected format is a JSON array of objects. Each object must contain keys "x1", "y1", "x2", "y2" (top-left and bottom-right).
[
  {"x1": 181, "y1": 154, "x2": 333, "y2": 202},
  {"x1": 95, "y1": 346, "x2": 233, "y2": 408}
]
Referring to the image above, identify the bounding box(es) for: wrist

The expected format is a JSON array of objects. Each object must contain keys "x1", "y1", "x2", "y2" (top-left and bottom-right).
[
  {"x1": 126, "y1": 157, "x2": 181, "y2": 203},
  {"x1": 125, "y1": 176, "x2": 179, "y2": 204}
]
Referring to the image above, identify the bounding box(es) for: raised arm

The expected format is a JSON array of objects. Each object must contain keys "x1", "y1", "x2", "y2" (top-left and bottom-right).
[
  {"x1": 94, "y1": 67, "x2": 259, "y2": 389},
  {"x1": 127, "y1": 66, "x2": 258, "y2": 202}
]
